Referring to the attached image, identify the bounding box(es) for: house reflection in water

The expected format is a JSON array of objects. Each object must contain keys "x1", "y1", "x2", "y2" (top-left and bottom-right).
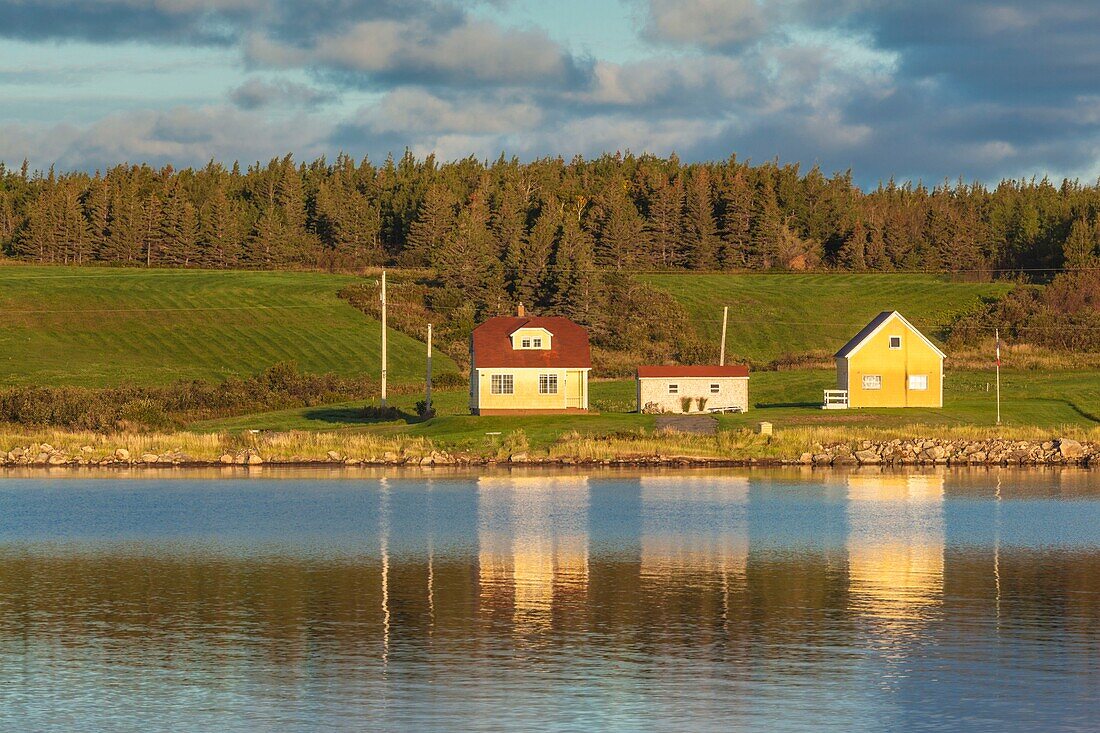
[
  {"x1": 477, "y1": 476, "x2": 590, "y2": 634},
  {"x1": 846, "y1": 472, "x2": 946, "y2": 632}
]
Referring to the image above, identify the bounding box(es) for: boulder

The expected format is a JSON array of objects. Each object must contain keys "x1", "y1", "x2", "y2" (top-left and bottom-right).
[
  {"x1": 1058, "y1": 438, "x2": 1084, "y2": 460},
  {"x1": 798, "y1": 452, "x2": 813, "y2": 465},
  {"x1": 219, "y1": 454, "x2": 235, "y2": 464},
  {"x1": 326, "y1": 450, "x2": 342, "y2": 462},
  {"x1": 509, "y1": 452, "x2": 529, "y2": 463},
  {"x1": 47, "y1": 454, "x2": 68, "y2": 465},
  {"x1": 246, "y1": 453, "x2": 263, "y2": 466},
  {"x1": 114, "y1": 448, "x2": 130, "y2": 461},
  {"x1": 140, "y1": 453, "x2": 159, "y2": 464},
  {"x1": 854, "y1": 449, "x2": 880, "y2": 464}
]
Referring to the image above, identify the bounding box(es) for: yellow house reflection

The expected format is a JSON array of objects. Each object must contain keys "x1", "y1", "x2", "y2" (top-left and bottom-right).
[
  {"x1": 477, "y1": 476, "x2": 590, "y2": 634},
  {"x1": 847, "y1": 473, "x2": 945, "y2": 627}
]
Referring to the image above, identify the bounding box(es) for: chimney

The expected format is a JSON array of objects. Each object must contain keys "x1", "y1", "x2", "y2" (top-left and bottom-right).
[{"x1": 517, "y1": 303, "x2": 526, "y2": 317}]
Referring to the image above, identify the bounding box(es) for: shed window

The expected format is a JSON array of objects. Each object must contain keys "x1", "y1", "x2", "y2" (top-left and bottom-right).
[
  {"x1": 710, "y1": 383, "x2": 721, "y2": 394},
  {"x1": 909, "y1": 374, "x2": 928, "y2": 391},
  {"x1": 539, "y1": 374, "x2": 558, "y2": 394},
  {"x1": 668, "y1": 384, "x2": 679, "y2": 394},
  {"x1": 862, "y1": 375, "x2": 882, "y2": 390},
  {"x1": 490, "y1": 374, "x2": 514, "y2": 395},
  {"x1": 889, "y1": 336, "x2": 902, "y2": 349}
]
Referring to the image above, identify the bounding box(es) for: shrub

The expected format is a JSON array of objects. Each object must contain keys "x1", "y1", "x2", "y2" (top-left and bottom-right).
[
  {"x1": 680, "y1": 396, "x2": 693, "y2": 413},
  {"x1": 415, "y1": 400, "x2": 436, "y2": 419},
  {"x1": 696, "y1": 397, "x2": 708, "y2": 412}
]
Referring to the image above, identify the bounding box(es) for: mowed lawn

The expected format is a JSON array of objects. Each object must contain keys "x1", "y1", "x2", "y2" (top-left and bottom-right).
[
  {"x1": 194, "y1": 369, "x2": 1100, "y2": 449},
  {"x1": 642, "y1": 273, "x2": 1013, "y2": 364},
  {"x1": 0, "y1": 266, "x2": 457, "y2": 387}
]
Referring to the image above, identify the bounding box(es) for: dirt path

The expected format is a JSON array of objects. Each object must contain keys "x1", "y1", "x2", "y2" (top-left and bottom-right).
[{"x1": 655, "y1": 415, "x2": 718, "y2": 435}]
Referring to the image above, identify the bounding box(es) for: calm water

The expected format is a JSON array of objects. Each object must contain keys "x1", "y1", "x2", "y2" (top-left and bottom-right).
[{"x1": 1, "y1": 468, "x2": 1099, "y2": 732}]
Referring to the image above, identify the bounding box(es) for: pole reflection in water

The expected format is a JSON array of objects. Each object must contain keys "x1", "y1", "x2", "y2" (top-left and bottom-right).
[{"x1": 0, "y1": 469, "x2": 1098, "y2": 732}]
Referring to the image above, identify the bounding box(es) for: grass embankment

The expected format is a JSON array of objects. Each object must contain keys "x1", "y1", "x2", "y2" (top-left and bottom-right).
[
  {"x1": 0, "y1": 266, "x2": 457, "y2": 387},
  {"x1": 642, "y1": 273, "x2": 1012, "y2": 365}
]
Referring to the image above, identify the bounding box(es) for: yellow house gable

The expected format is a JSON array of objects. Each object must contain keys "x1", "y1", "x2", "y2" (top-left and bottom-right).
[
  {"x1": 837, "y1": 311, "x2": 945, "y2": 408},
  {"x1": 510, "y1": 327, "x2": 552, "y2": 350}
]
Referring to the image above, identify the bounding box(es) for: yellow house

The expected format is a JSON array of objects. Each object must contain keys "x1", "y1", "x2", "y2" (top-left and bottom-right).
[
  {"x1": 827, "y1": 311, "x2": 945, "y2": 409},
  {"x1": 469, "y1": 306, "x2": 591, "y2": 415}
]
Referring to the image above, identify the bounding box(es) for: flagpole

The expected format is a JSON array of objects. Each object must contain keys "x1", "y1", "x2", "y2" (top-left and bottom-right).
[{"x1": 995, "y1": 328, "x2": 1001, "y2": 426}]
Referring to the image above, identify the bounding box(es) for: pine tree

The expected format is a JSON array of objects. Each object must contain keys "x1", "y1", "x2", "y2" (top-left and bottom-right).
[
  {"x1": 594, "y1": 182, "x2": 648, "y2": 270},
  {"x1": 83, "y1": 179, "x2": 109, "y2": 260},
  {"x1": 494, "y1": 183, "x2": 529, "y2": 294},
  {"x1": 246, "y1": 206, "x2": 288, "y2": 268},
  {"x1": 1063, "y1": 216, "x2": 1099, "y2": 270},
  {"x1": 434, "y1": 192, "x2": 505, "y2": 313},
  {"x1": 838, "y1": 220, "x2": 867, "y2": 270},
  {"x1": 159, "y1": 187, "x2": 198, "y2": 266},
  {"x1": 749, "y1": 173, "x2": 781, "y2": 269},
  {"x1": 404, "y1": 184, "x2": 455, "y2": 267},
  {"x1": 197, "y1": 188, "x2": 241, "y2": 268},
  {"x1": 549, "y1": 205, "x2": 600, "y2": 322},
  {"x1": 718, "y1": 168, "x2": 752, "y2": 268},
  {"x1": 513, "y1": 199, "x2": 559, "y2": 309},
  {"x1": 682, "y1": 170, "x2": 720, "y2": 269},
  {"x1": 645, "y1": 175, "x2": 685, "y2": 268}
]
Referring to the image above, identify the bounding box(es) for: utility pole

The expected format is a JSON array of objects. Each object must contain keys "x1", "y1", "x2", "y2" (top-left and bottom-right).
[
  {"x1": 719, "y1": 306, "x2": 729, "y2": 366},
  {"x1": 426, "y1": 323, "x2": 433, "y2": 415},
  {"x1": 380, "y1": 270, "x2": 387, "y2": 409},
  {"x1": 995, "y1": 328, "x2": 1001, "y2": 425}
]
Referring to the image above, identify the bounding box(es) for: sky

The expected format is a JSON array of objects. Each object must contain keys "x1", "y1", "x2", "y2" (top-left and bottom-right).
[{"x1": 1, "y1": 0, "x2": 1098, "y2": 188}]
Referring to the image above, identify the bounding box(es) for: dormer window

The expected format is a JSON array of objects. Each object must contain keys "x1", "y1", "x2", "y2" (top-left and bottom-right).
[
  {"x1": 512, "y1": 328, "x2": 551, "y2": 350},
  {"x1": 521, "y1": 338, "x2": 531, "y2": 348},
  {"x1": 532, "y1": 338, "x2": 542, "y2": 348}
]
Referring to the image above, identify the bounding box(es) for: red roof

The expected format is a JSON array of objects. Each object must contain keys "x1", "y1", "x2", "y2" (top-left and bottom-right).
[
  {"x1": 471, "y1": 316, "x2": 591, "y2": 369},
  {"x1": 637, "y1": 365, "x2": 750, "y2": 378}
]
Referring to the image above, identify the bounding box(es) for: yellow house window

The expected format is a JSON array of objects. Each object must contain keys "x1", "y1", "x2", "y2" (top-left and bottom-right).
[
  {"x1": 862, "y1": 375, "x2": 882, "y2": 390},
  {"x1": 889, "y1": 336, "x2": 902, "y2": 349},
  {"x1": 539, "y1": 374, "x2": 558, "y2": 394},
  {"x1": 532, "y1": 338, "x2": 542, "y2": 348},
  {"x1": 521, "y1": 338, "x2": 531, "y2": 348},
  {"x1": 909, "y1": 374, "x2": 928, "y2": 391},
  {"x1": 491, "y1": 374, "x2": 514, "y2": 395}
]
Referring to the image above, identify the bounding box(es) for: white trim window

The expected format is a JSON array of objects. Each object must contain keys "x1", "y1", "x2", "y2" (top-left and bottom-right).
[
  {"x1": 539, "y1": 373, "x2": 558, "y2": 394},
  {"x1": 862, "y1": 374, "x2": 882, "y2": 390},
  {"x1": 710, "y1": 383, "x2": 721, "y2": 394},
  {"x1": 908, "y1": 374, "x2": 928, "y2": 391},
  {"x1": 668, "y1": 383, "x2": 679, "y2": 394},
  {"x1": 490, "y1": 374, "x2": 514, "y2": 395},
  {"x1": 521, "y1": 338, "x2": 531, "y2": 348},
  {"x1": 532, "y1": 338, "x2": 542, "y2": 348},
  {"x1": 889, "y1": 335, "x2": 902, "y2": 349}
]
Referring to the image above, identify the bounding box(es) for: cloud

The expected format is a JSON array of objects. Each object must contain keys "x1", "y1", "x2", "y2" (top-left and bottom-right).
[
  {"x1": 642, "y1": 0, "x2": 770, "y2": 49},
  {"x1": 229, "y1": 77, "x2": 336, "y2": 110},
  {"x1": 249, "y1": 17, "x2": 587, "y2": 89}
]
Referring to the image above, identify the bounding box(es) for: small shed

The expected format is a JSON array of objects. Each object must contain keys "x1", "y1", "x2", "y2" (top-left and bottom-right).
[{"x1": 636, "y1": 365, "x2": 750, "y2": 414}]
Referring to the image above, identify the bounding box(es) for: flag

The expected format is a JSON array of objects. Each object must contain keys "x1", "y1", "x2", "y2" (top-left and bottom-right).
[{"x1": 995, "y1": 332, "x2": 1001, "y2": 367}]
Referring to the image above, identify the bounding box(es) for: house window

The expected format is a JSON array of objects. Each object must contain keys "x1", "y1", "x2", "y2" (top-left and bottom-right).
[
  {"x1": 909, "y1": 374, "x2": 928, "y2": 391},
  {"x1": 490, "y1": 374, "x2": 514, "y2": 395},
  {"x1": 862, "y1": 375, "x2": 882, "y2": 390},
  {"x1": 668, "y1": 384, "x2": 679, "y2": 394},
  {"x1": 521, "y1": 338, "x2": 531, "y2": 348},
  {"x1": 889, "y1": 336, "x2": 902, "y2": 349},
  {"x1": 539, "y1": 374, "x2": 558, "y2": 394},
  {"x1": 710, "y1": 383, "x2": 721, "y2": 394},
  {"x1": 532, "y1": 338, "x2": 542, "y2": 348}
]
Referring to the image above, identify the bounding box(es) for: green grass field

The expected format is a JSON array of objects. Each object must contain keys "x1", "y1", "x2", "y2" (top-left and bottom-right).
[
  {"x1": 194, "y1": 369, "x2": 1100, "y2": 449},
  {"x1": 0, "y1": 266, "x2": 456, "y2": 387},
  {"x1": 642, "y1": 273, "x2": 1013, "y2": 364}
]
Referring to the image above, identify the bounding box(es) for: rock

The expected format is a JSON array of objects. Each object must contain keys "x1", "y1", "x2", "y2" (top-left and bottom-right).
[
  {"x1": 1058, "y1": 438, "x2": 1084, "y2": 459},
  {"x1": 326, "y1": 450, "x2": 342, "y2": 462},
  {"x1": 40, "y1": 443, "x2": 54, "y2": 453},
  {"x1": 382, "y1": 451, "x2": 400, "y2": 463},
  {"x1": 832, "y1": 454, "x2": 858, "y2": 466},
  {"x1": 854, "y1": 449, "x2": 880, "y2": 464},
  {"x1": 140, "y1": 453, "x2": 159, "y2": 464},
  {"x1": 47, "y1": 454, "x2": 68, "y2": 465},
  {"x1": 246, "y1": 453, "x2": 263, "y2": 465},
  {"x1": 80, "y1": 445, "x2": 94, "y2": 454},
  {"x1": 812, "y1": 453, "x2": 832, "y2": 465},
  {"x1": 509, "y1": 452, "x2": 528, "y2": 463},
  {"x1": 114, "y1": 448, "x2": 130, "y2": 461},
  {"x1": 220, "y1": 454, "x2": 235, "y2": 464},
  {"x1": 798, "y1": 452, "x2": 813, "y2": 465}
]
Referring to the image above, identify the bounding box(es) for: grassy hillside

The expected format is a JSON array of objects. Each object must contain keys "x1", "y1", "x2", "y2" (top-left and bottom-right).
[
  {"x1": 642, "y1": 273, "x2": 1013, "y2": 364},
  {"x1": 0, "y1": 266, "x2": 456, "y2": 387}
]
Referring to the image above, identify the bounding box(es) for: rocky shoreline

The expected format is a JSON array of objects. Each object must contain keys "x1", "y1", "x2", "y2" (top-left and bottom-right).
[{"x1": 1, "y1": 437, "x2": 1097, "y2": 469}]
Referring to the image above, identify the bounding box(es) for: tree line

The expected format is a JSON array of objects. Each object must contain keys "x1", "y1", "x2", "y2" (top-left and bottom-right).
[{"x1": 3, "y1": 151, "x2": 1100, "y2": 314}]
